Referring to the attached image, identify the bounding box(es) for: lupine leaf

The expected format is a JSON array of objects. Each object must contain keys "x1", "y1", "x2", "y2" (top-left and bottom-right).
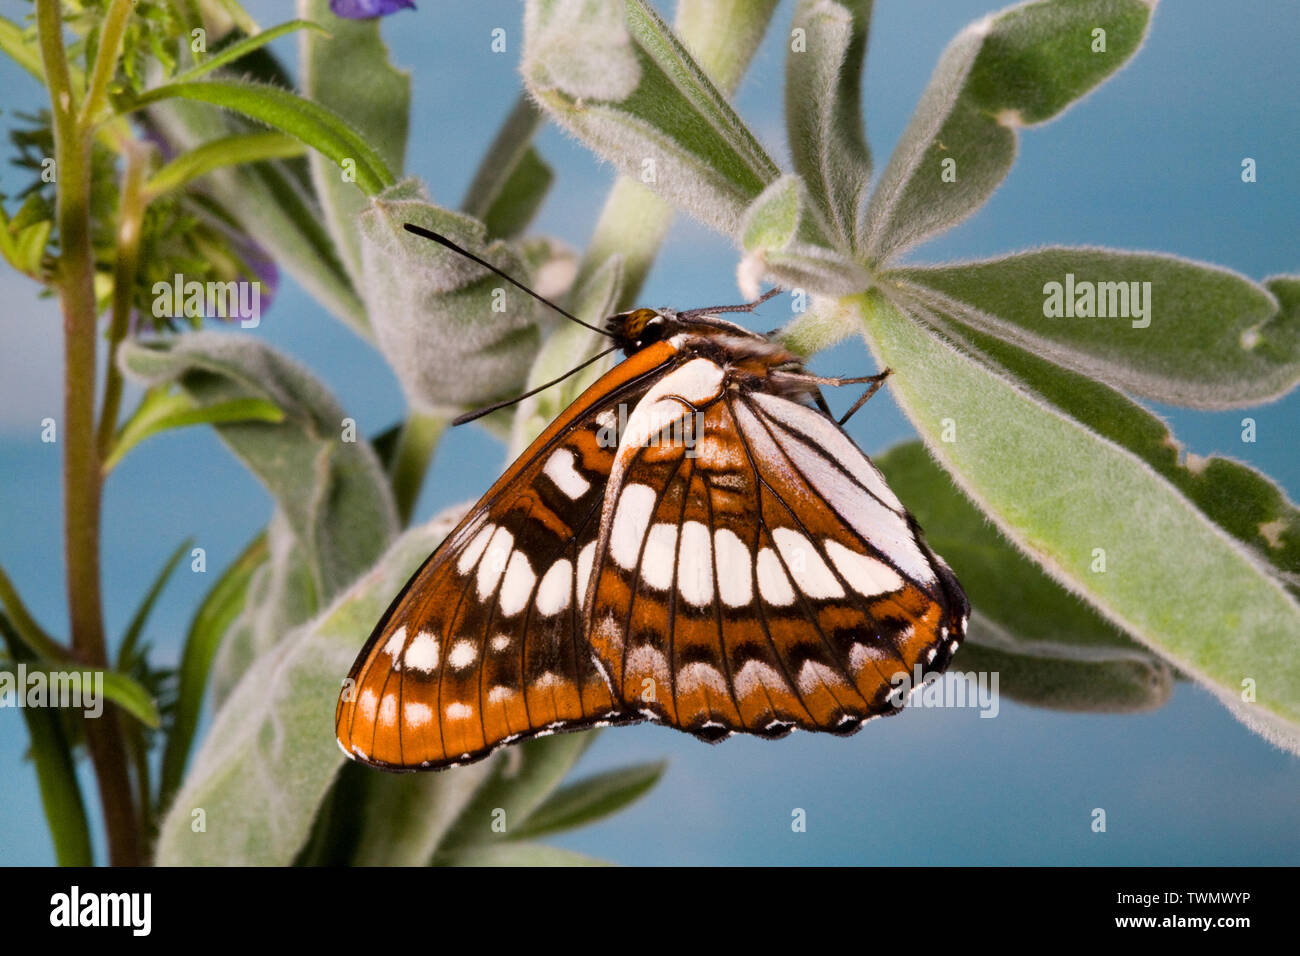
[
  {"x1": 876, "y1": 441, "x2": 1173, "y2": 713},
  {"x1": 143, "y1": 132, "x2": 305, "y2": 198},
  {"x1": 891, "y1": 251, "x2": 1300, "y2": 407},
  {"x1": 863, "y1": 0, "x2": 1152, "y2": 262},
  {"x1": 104, "y1": 388, "x2": 286, "y2": 473},
  {"x1": 784, "y1": 0, "x2": 874, "y2": 250},
  {"x1": 153, "y1": 508, "x2": 465, "y2": 865},
  {"x1": 358, "y1": 180, "x2": 558, "y2": 412},
  {"x1": 119, "y1": 333, "x2": 398, "y2": 600},
  {"x1": 171, "y1": 19, "x2": 328, "y2": 83},
  {"x1": 523, "y1": 0, "x2": 780, "y2": 234},
  {"x1": 893, "y1": 284, "x2": 1300, "y2": 584},
  {"x1": 300, "y1": 0, "x2": 411, "y2": 284},
  {"x1": 855, "y1": 290, "x2": 1300, "y2": 734}
]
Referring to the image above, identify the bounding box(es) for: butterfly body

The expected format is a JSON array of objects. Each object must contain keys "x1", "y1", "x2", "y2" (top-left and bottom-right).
[{"x1": 337, "y1": 298, "x2": 968, "y2": 771}]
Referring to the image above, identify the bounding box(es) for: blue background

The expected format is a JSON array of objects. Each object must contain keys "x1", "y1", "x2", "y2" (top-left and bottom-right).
[{"x1": 1, "y1": 0, "x2": 1297, "y2": 865}]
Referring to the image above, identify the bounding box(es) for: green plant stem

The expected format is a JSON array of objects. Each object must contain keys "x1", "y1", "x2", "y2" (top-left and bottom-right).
[
  {"x1": 388, "y1": 411, "x2": 449, "y2": 525},
  {"x1": 79, "y1": 0, "x2": 134, "y2": 127},
  {"x1": 38, "y1": 0, "x2": 140, "y2": 867},
  {"x1": 98, "y1": 140, "x2": 151, "y2": 460}
]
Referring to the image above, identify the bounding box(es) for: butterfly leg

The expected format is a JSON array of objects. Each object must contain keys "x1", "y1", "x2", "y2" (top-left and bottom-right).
[{"x1": 771, "y1": 368, "x2": 892, "y2": 425}]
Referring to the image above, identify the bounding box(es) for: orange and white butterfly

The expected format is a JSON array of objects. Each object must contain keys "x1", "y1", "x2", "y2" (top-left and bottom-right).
[{"x1": 336, "y1": 226, "x2": 968, "y2": 771}]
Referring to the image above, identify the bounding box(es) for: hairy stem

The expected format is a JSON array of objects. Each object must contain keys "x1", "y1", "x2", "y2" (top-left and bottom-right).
[
  {"x1": 38, "y1": 0, "x2": 139, "y2": 867},
  {"x1": 98, "y1": 140, "x2": 151, "y2": 460}
]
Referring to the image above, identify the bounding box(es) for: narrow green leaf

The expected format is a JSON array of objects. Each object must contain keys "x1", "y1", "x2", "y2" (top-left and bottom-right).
[
  {"x1": 145, "y1": 131, "x2": 305, "y2": 198},
  {"x1": 159, "y1": 532, "x2": 268, "y2": 812},
  {"x1": 524, "y1": 0, "x2": 780, "y2": 234},
  {"x1": 99, "y1": 669, "x2": 163, "y2": 728},
  {"x1": 510, "y1": 761, "x2": 666, "y2": 839},
  {"x1": 785, "y1": 0, "x2": 874, "y2": 250},
  {"x1": 105, "y1": 388, "x2": 286, "y2": 473},
  {"x1": 437, "y1": 733, "x2": 600, "y2": 851},
  {"x1": 300, "y1": 0, "x2": 411, "y2": 284},
  {"x1": 892, "y1": 251, "x2": 1300, "y2": 408},
  {"x1": 0, "y1": 15, "x2": 43, "y2": 79},
  {"x1": 172, "y1": 19, "x2": 327, "y2": 82},
  {"x1": 153, "y1": 507, "x2": 464, "y2": 865},
  {"x1": 0, "y1": 563, "x2": 67, "y2": 662},
  {"x1": 127, "y1": 79, "x2": 395, "y2": 195},
  {"x1": 146, "y1": 96, "x2": 368, "y2": 334},
  {"x1": 856, "y1": 290, "x2": 1300, "y2": 733},
  {"x1": 434, "y1": 842, "x2": 611, "y2": 867},
  {"x1": 738, "y1": 175, "x2": 864, "y2": 296},
  {"x1": 0, "y1": 615, "x2": 93, "y2": 866},
  {"x1": 119, "y1": 333, "x2": 399, "y2": 599},
  {"x1": 863, "y1": 0, "x2": 1153, "y2": 262},
  {"x1": 116, "y1": 538, "x2": 193, "y2": 671},
  {"x1": 461, "y1": 95, "x2": 551, "y2": 239}
]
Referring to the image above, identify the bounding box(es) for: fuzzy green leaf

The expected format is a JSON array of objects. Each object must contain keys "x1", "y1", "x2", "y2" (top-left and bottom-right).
[
  {"x1": 509, "y1": 761, "x2": 665, "y2": 839},
  {"x1": 300, "y1": 0, "x2": 411, "y2": 285},
  {"x1": 437, "y1": 733, "x2": 600, "y2": 851},
  {"x1": 358, "y1": 181, "x2": 558, "y2": 412},
  {"x1": 116, "y1": 538, "x2": 192, "y2": 671},
  {"x1": 863, "y1": 0, "x2": 1152, "y2": 262},
  {"x1": 785, "y1": 0, "x2": 874, "y2": 250},
  {"x1": 159, "y1": 533, "x2": 268, "y2": 812},
  {"x1": 523, "y1": 0, "x2": 780, "y2": 234},
  {"x1": 171, "y1": 18, "x2": 328, "y2": 83},
  {"x1": 145, "y1": 97, "x2": 367, "y2": 334},
  {"x1": 153, "y1": 507, "x2": 464, "y2": 865},
  {"x1": 856, "y1": 290, "x2": 1300, "y2": 734},
  {"x1": 119, "y1": 333, "x2": 398, "y2": 600},
  {"x1": 894, "y1": 285, "x2": 1300, "y2": 584},
  {"x1": 144, "y1": 131, "x2": 305, "y2": 198},
  {"x1": 892, "y1": 251, "x2": 1300, "y2": 408},
  {"x1": 876, "y1": 441, "x2": 1173, "y2": 713}
]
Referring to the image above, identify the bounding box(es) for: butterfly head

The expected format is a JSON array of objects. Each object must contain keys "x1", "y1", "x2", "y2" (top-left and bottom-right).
[{"x1": 608, "y1": 307, "x2": 677, "y2": 354}]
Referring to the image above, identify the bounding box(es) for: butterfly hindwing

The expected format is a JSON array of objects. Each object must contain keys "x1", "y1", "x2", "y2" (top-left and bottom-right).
[
  {"x1": 585, "y1": 362, "x2": 969, "y2": 741},
  {"x1": 335, "y1": 343, "x2": 680, "y2": 770}
]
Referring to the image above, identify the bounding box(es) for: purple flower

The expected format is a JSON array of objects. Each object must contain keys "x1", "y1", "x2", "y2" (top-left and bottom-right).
[{"x1": 329, "y1": 0, "x2": 415, "y2": 19}]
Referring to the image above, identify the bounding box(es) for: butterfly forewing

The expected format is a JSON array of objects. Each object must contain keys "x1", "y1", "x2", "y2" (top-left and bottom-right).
[{"x1": 336, "y1": 342, "x2": 679, "y2": 770}]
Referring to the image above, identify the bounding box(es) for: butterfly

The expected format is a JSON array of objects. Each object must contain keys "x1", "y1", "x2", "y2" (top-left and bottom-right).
[{"x1": 336, "y1": 225, "x2": 969, "y2": 771}]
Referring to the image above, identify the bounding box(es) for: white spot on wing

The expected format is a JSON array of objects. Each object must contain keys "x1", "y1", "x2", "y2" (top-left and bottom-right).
[
  {"x1": 404, "y1": 702, "x2": 432, "y2": 728},
  {"x1": 577, "y1": 542, "x2": 596, "y2": 608},
  {"x1": 382, "y1": 626, "x2": 407, "y2": 663},
  {"x1": 773, "y1": 527, "x2": 844, "y2": 599},
  {"x1": 714, "y1": 528, "x2": 753, "y2": 608},
  {"x1": 610, "y1": 483, "x2": 656, "y2": 570},
  {"x1": 677, "y1": 521, "x2": 714, "y2": 607},
  {"x1": 476, "y1": 526, "x2": 515, "y2": 599},
  {"x1": 797, "y1": 660, "x2": 847, "y2": 695},
  {"x1": 535, "y1": 559, "x2": 572, "y2": 616},
  {"x1": 542, "y1": 447, "x2": 591, "y2": 500},
  {"x1": 445, "y1": 702, "x2": 472, "y2": 720},
  {"x1": 457, "y1": 523, "x2": 495, "y2": 575},
  {"x1": 756, "y1": 547, "x2": 795, "y2": 606},
  {"x1": 734, "y1": 660, "x2": 783, "y2": 699},
  {"x1": 448, "y1": 640, "x2": 477, "y2": 671},
  {"x1": 617, "y1": 359, "x2": 725, "y2": 456},
  {"x1": 498, "y1": 550, "x2": 536, "y2": 617},
  {"x1": 641, "y1": 523, "x2": 678, "y2": 591},
  {"x1": 677, "y1": 661, "x2": 727, "y2": 695},
  {"x1": 823, "y1": 539, "x2": 904, "y2": 597},
  {"x1": 359, "y1": 688, "x2": 378, "y2": 722},
  {"x1": 404, "y1": 631, "x2": 440, "y2": 673},
  {"x1": 379, "y1": 694, "x2": 397, "y2": 726}
]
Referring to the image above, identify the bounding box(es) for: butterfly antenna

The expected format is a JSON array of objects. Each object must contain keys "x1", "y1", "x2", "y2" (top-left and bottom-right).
[
  {"x1": 450, "y1": 344, "x2": 622, "y2": 426},
  {"x1": 678, "y1": 285, "x2": 783, "y2": 320},
  {"x1": 403, "y1": 223, "x2": 614, "y2": 338}
]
